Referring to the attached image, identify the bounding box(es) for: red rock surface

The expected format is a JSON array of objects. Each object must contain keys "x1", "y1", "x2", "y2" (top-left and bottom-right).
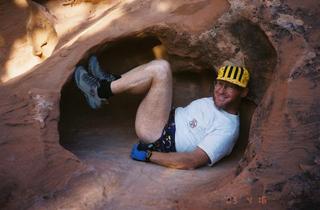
[{"x1": 0, "y1": 0, "x2": 319, "y2": 209}]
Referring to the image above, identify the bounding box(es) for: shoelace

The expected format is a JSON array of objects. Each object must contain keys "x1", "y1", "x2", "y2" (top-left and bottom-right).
[
  {"x1": 100, "y1": 71, "x2": 117, "y2": 82},
  {"x1": 82, "y1": 73, "x2": 99, "y2": 87}
]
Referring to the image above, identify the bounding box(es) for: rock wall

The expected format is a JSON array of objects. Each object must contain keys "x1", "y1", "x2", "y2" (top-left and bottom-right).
[{"x1": 0, "y1": 0, "x2": 319, "y2": 209}]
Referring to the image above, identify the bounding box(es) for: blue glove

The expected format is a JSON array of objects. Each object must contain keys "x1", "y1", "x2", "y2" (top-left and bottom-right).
[{"x1": 130, "y1": 144, "x2": 152, "y2": 162}]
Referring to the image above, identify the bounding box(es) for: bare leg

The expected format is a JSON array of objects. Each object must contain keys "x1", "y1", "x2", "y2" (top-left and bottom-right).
[{"x1": 111, "y1": 59, "x2": 172, "y2": 143}]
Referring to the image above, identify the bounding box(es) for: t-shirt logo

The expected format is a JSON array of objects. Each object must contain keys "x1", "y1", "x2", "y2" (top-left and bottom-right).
[{"x1": 189, "y1": 118, "x2": 198, "y2": 128}]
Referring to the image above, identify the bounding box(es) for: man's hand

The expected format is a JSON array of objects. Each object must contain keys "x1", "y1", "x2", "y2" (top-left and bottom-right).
[
  {"x1": 149, "y1": 148, "x2": 209, "y2": 169},
  {"x1": 130, "y1": 143, "x2": 209, "y2": 169},
  {"x1": 130, "y1": 144, "x2": 152, "y2": 162}
]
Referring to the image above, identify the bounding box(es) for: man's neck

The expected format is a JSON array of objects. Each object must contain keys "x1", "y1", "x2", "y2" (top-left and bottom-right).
[
  {"x1": 223, "y1": 102, "x2": 240, "y2": 115},
  {"x1": 224, "y1": 108, "x2": 239, "y2": 115}
]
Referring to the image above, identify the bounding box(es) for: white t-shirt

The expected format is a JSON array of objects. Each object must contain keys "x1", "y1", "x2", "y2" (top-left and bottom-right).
[{"x1": 174, "y1": 97, "x2": 239, "y2": 166}]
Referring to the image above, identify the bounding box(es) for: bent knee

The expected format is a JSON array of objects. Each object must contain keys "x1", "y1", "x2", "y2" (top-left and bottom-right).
[
  {"x1": 136, "y1": 127, "x2": 161, "y2": 143},
  {"x1": 147, "y1": 59, "x2": 171, "y2": 80},
  {"x1": 150, "y1": 59, "x2": 170, "y2": 70}
]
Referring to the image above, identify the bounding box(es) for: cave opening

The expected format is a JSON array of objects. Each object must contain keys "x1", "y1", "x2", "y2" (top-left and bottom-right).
[{"x1": 58, "y1": 35, "x2": 258, "y2": 199}]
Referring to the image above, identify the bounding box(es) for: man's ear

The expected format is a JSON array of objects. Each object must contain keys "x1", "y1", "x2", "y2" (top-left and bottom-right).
[{"x1": 240, "y1": 88, "x2": 249, "y2": 98}]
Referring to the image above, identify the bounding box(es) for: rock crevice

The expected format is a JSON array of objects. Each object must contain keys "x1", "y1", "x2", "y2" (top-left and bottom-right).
[{"x1": 0, "y1": 0, "x2": 319, "y2": 209}]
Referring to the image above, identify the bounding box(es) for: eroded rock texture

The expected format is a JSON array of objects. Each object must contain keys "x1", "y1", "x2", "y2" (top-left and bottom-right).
[{"x1": 0, "y1": 0, "x2": 319, "y2": 209}]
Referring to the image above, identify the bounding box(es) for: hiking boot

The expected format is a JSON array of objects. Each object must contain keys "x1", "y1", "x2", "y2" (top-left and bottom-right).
[
  {"x1": 74, "y1": 66, "x2": 106, "y2": 109},
  {"x1": 88, "y1": 55, "x2": 120, "y2": 81}
]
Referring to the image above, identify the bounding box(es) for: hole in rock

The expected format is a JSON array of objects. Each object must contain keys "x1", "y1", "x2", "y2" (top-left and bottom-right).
[
  {"x1": 59, "y1": 36, "x2": 256, "y2": 203},
  {"x1": 230, "y1": 19, "x2": 277, "y2": 104}
]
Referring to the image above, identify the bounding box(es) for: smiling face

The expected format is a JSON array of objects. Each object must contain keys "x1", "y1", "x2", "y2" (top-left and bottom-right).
[{"x1": 213, "y1": 80, "x2": 248, "y2": 114}]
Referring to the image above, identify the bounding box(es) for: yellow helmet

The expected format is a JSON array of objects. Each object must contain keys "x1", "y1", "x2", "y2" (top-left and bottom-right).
[{"x1": 217, "y1": 65, "x2": 250, "y2": 88}]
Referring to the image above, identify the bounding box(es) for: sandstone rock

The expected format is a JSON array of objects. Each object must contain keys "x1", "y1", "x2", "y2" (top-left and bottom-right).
[
  {"x1": 0, "y1": 0, "x2": 319, "y2": 209},
  {"x1": 26, "y1": 0, "x2": 58, "y2": 59}
]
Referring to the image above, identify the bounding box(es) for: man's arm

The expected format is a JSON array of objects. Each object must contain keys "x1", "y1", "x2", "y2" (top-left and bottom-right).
[{"x1": 149, "y1": 147, "x2": 209, "y2": 170}]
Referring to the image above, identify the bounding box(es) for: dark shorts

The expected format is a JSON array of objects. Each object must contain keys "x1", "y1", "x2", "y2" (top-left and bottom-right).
[{"x1": 151, "y1": 108, "x2": 176, "y2": 152}]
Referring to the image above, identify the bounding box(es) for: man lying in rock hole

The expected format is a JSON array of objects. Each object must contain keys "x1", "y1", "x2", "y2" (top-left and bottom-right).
[{"x1": 74, "y1": 56, "x2": 249, "y2": 169}]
